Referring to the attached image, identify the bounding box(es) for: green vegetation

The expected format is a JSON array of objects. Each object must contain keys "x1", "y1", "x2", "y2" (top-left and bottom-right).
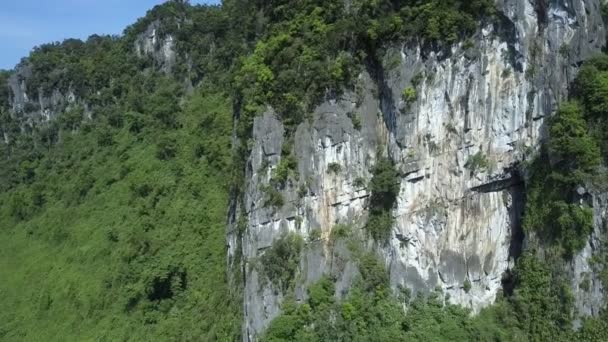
[
  {"x1": 402, "y1": 86, "x2": 417, "y2": 104},
  {"x1": 349, "y1": 112, "x2": 362, "y2": 130},
  {"x1": 0, "y1": 2, "x2": 246, "y2": 339},
  {"x1": 353, "y1": 176, "x2": 366, "y2": 188},
  {"x1": 263, "y1": 248, "x2": 608, "y2": 341},
  {"x1": 0, "y1": 90, "x2": 241, "y2": 340},
  {"x1": 366, "y1": 156, "x2": 400, "y2": 241},
  {"x1": 330, "y1": 224, "x2": 351, "y2": 241},
  {"x1": 308, "y1": 229, "x2": 322, "y2": 242},
  {"x1": 327, "y1": 162, "x2": 342, "y2": 174},
  {"x1": 263, "y1": 52, "x2": 608, "y2": 342},
  {"x1": 234, "y1": 0, "x2": 496, "y2": 137},
  {"x1": 4, "y1": 0, "x2": 608, "y2": 340},
  {"x1": 272, "y1": 155, "x2": 298, "y2": 187},
  {"x1": 259, "y1": 233, "x2": 304, "y2": 291},
  {"x1": 261, "y1": 185, "x2": 285, "y2": 209},
  {"x1": 465, "y1": 151, "x2": 489, "y2": 174},
  {"x1": 524, "y1": 103, "x2": 600, "y2": 258}
]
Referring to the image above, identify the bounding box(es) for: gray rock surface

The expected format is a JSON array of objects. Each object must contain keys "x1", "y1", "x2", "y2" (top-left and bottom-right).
[
  {"x1": 134, "y1": 20, "x2": 177, "y2": 74},
  {"x1": 229, "y1": 1, "x2": 607, "y2": 340}
]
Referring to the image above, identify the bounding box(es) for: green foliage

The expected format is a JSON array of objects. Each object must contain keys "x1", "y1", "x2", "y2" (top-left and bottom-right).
[
  {"x1": 353, "y1": 176, "x2": 366, "y2": 188},
  {"x1": 571, "y1": 56, "x2": 608, "y2": 161},
  {"x1": 259, "y1": 233, "x2": 304, "y2": 291},
  {"x1": 523, "y1": 99, "x2": 600, "y2": 258},
  {"x1": 548, "y1": 102, "x2": 600, "y2": 175},
  {"x1": 465, "y1": 151, "x2": 489, "y2": 174},
  {"x1": 235, "y1": 0, "x2": 495, "y2": 133},
  {"x1": 366, "y1": 156, "x2": 400, "y2": 241},
  {"x1": 327, "y1": 162, "x2": 342, "y2": 174},
  {"x1": 330, "y1": 224, "x2": 351, "y2": 241},
  {"x1": 308, "y1": 229, "x2": 322, "y2": 242},
  {"x1": 463, "y1": 279, "x2": 472, "y2": 293},
  {"x1": 0, "y1": 91, "x2": 241, "y2": 341},
  {"x1": 156, "y1": 135, "x2": 177, "y2": 160},
  {"x1": 0, "y1": 70, "x2": 11, "y2": 111},
  {"x1": 366, "y1": 211, "x2": 394, "y2": 242},
  {"x1": 272, "y1": 153, "x2": 298, "y2": 187},
  {"x1": 509, "y1": 254, "x2": 575, "y2": 338},
  {"x1": 349, "y1": 112, "x2": 362, "y2": 130},
  {"x1": 402, "y1": 87, "x2": 417, "y2": 103},
  {"x1": 369, "y1": 156, "x2": 400, "y2": 210},
  {"x1": 262, "y1": 185, "x2": 285, "y2": 209},
  {"x1": 263, "y1": 253, "x2": 522, "y2": 341}
]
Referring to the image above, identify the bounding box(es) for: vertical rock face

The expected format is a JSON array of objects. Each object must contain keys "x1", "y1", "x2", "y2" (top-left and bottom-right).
[
  {"x1": 134, "y1": 20, "x2": 177, "y2": 74},
  {"x1": 230, "y1": 0, "x2": 605, "y2": 340},
  {"x1": 6, "y1": 64, "x2": 79, "y2": 128}
]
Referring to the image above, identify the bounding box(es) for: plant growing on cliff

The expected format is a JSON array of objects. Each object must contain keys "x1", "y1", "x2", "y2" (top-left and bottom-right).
[
  {"x1": 272, "y1": 155, "x2": 297, "y2": 187},
  {"x1": 261, "y1": 185, "x2": 285, "y2": 209},
  {"x1": 548, "y1": 102, "x2": 600, "y2": 176},
  {"x1": 260, "y1": 233, "x2": 304, "y2": 291},
  {"x1": 465, "y1": 151, "x2": 489, "y2": 174},
  {"x1": 349, "y1": 112, "x2": 362, "y2": 130},
  {"x1": 353, "y1": 176, "x2": 366, "y2": 189},
  {"x1": 366, "y1": 156, "x2": 400, "y2": 241},
  {"x1": 402, "y1": 87, "x2": 417, "y2": 104},
  {"x1": 309, "y1": 228, "x2": 322, "y2": 242},
  {"x1": 327, "y1": 162, "x2": 342, "y2": 174}
]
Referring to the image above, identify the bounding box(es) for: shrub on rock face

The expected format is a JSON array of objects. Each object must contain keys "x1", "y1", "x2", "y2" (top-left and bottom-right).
[
  {"x1": 261, "y1": 185, "x2": 284, "y2": 208},
  {"x1": 366, "y1": 156, "x2": 400, "y2": 241},
  {"x1": 327, "y1": 162, "x2": 342, "y2": 174},
  {"x1": 402, "y1": 87, "x2": 417, "y2": 104},
  {"x1": 369, "y1": 157, "x2": 400, "y2": 211},
  {"x1": 465, "y1": 152, "x2": 489, "y2": 174}
]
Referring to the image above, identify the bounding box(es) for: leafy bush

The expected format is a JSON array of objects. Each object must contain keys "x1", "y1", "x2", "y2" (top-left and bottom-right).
[
  {"x1": 349, "y1": 113, "x2": 362, "y2": 130},
  {"x1": 156, "y1": 136, "x2": 177, "y2": 160},
  {"x1": 465, "y1": 151, "x2": 489, "y2": 174},
  {"x1": 327, "y1": 162, "x2": 342, "y2": 174},
  {"x1": 260, "y1": 233, "x2": 304, "y2": 291},
  {"x1": 369, "y1": 157, "x2": 400, "y2": 210},
  {"x1": 402, "y1": 87, "x2": 417, "y2": 104},
  {"x1": 308, "y1": 229, "x2": 322, "y2": 242},
  {"x1": 523, "y1": 101, "x2": 600, "y2": 257},
  {"x1": 548, "y1": 102, "x2": 600, "y2": 175},
  {"x1": 330, "y1": 224, "x2": 351, "y2": 241},
  {"x1": 262, "y1": 185, "x2": 285, "y2": 209},
  {"x1": 272, "y1": 153, "x2": 298, "y2": 187},
  {"x1": 366, "y1": 156, "x2": 400, "y2": 241},
  {"x1": 0, "y1": 90, "x2": 241, "y2": 340}
]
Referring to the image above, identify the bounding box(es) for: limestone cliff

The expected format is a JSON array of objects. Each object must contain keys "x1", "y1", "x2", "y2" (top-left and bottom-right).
[
  {"x1": 227, "y1": 0, "x2": 606, "y2": 340},
  {"x1": 1, "y1": 21, "x2": 177, "y2": 139}
]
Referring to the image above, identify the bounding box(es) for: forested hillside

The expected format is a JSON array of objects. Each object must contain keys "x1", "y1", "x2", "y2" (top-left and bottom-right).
[{"x1": 1, "y1": 0, "x2": 608, "y2": 341}]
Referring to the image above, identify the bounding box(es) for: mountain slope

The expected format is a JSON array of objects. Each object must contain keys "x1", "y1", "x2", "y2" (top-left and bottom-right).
[{"x1": 1, "y1": 1, "x2": 608, "y2": 341}]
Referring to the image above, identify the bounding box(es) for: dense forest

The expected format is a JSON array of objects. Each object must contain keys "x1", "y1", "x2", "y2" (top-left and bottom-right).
[{"x1": 1, "y1": 0, "x2": 608, "y2": 341}]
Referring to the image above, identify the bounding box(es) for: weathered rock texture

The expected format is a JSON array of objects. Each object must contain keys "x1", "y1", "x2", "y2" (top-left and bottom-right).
[
  {"x1": 7, "y1": 64, "x2": 80, "y2": 127},
  {"x1": 228, "y1": 0, "x2": 606, "y2": 340},
  {"x1": 1, "y1": 21, "x2": 176, "y2": 138},
  {"x1": 134, "y1": 19, "x2": 177, "y2": 74}
]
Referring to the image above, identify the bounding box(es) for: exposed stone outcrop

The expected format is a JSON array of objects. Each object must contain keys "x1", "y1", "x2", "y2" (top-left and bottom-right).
[
  {"x1": 5, "y1": 63, "x2": 81, "y2": 133},
  {"x1": 134, "y1": 19, "x2": 177, "y2": 74},
  {"x1": 228, "y1": 0, "x2": 606, "y2": 340}
]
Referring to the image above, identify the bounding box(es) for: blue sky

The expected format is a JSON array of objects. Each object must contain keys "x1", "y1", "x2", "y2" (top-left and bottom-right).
[{"x1": 0, "y1": 0, "x2": 220, "y2": 70}]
